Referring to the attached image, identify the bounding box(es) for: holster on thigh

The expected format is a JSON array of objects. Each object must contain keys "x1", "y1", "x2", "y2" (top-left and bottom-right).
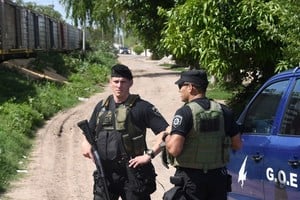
[
  {"x1": 126, "y1": 162, "x2": 157, "y2": 195},
  {"x1": 93, "y1": 171, "x2": 106, "y2": 197}
]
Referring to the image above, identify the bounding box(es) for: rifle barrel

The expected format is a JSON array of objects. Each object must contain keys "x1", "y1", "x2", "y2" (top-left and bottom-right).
[{"x1": 77, "y1": 120, "x2": 111, "y2": 200}]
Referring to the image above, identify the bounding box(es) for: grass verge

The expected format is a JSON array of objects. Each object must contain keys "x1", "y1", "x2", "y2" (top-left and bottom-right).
[{"x1": 0, "y1": 41, "x2": 117, "y2": 193}]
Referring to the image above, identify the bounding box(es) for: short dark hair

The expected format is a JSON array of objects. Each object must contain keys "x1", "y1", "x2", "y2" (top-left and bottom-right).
[{"x1": 111, "y1": 64, "x2": 133, "y2": 80}]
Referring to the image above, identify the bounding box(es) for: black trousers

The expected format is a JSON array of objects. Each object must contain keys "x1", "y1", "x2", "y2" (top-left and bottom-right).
[
  {"x1": 166, "y1": 167, "x2": 229, "y2": 200},
  {"x1": 93, "y1": 162, "x2": 156, "y2": 200},
  {"x1": 93, "y1": 180, "x2": 151, "y2": 200}
]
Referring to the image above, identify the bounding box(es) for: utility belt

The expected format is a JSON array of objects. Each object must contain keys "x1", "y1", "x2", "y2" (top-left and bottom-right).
[
  {"x1": 176, "y1": 166, "x2": 226, "y2": 174},
  {"x1": 102, "y1": 156, "x2": 128, "y2": 171},
  {"x1": 94, "y1": 160, "x2": 157, "y2": 195},
  {"x1": 163, "y1": 167, "x2": 232, "y2": 200}
]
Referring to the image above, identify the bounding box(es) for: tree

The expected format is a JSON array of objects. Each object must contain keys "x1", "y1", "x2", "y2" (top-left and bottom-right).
[
  {"x1": 115, "y1": 0, "x2": 176, "y2": 59},
  {"x1": 160, "y1": 0, "x2": 289, "y2": 83},
  {"x1": 91, "y1": 0, "x2": 123, "y2": 43},
  {"x1": 59, "y1": 0, "x2": 93, "y2": 26},
  {"x1": 159, "y1": 0, "x2": 300, "y2": 114},
  {"x1": 60, "y1": 0, "x2": 121, "y2": 49},
  {"x1": 59, "y1": 0, "x2": 95, "y2": 51},
  {"x1": 59, "y1": 0, "x2": 176, "y2": 57},
  {"x1": 275, "y1": 0, "x2": 300, "y2": 72},
  {"x1": 57, "y1": 0, "x2": 300, "y2": 84}
]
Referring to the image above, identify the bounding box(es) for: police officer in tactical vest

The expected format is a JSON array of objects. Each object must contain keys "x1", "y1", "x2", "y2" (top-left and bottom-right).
[
  {"x1": 162, "y1": 70, "x2": 243, "y2": 200},
  {"x1": 81, "y1": 64, "x2": 169, "y2": 200}
]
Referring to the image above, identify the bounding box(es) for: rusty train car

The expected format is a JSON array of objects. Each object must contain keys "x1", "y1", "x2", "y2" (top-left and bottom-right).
[{"x1": 0, "y1": 0, "x2": 82, "y2": 61}]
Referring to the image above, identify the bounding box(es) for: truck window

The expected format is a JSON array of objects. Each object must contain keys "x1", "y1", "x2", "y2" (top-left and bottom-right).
[
  {"x1": 281, "y1": 79, "x2": 300, "y2": 135},
  {"x1": 243, "y1": 80, "x2": 289, "y2": 134}
]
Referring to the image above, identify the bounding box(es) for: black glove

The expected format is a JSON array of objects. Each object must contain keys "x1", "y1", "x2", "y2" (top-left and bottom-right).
[{"x1": 160, "y1": 142, "x2": 169, "y2": 169}]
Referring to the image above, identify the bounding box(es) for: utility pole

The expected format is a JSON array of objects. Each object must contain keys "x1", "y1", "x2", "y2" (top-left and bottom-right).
[{"x1": 82, "y1": 21, "x2": 86, "y2": 52}]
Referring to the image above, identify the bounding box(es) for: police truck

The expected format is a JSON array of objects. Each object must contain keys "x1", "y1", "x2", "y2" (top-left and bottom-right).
[{"x1": 228, "y1": 67, "x2": 300, "y2": 200}]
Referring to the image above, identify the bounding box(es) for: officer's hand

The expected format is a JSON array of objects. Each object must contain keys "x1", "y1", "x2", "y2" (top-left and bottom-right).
[
  {"x1": 81, "y1": 138, "x2": 94, "y2": 161},
  {"x1": 128, "y1": 154, "x2": 151, "y2": 168}
]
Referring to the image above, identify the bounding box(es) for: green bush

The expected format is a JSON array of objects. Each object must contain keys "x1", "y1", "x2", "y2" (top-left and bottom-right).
[
  {"x1": 0, "y1": 102, "x2": 40, "y2": 192},
  {"x1": 133, "y1": 45, "x2": 144, "y2": 55},
  {"x1": 0, "y1": 42, "x2": 116, "y2": 193}
]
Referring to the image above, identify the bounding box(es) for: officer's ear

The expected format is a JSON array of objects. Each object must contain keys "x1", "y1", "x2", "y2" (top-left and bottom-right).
[
  {"x1": 129, "y1": 79, "x2": 133, "y2": 87},
  {"x1": 237, "y1": 123, "x2": 244, "y2": 134}
]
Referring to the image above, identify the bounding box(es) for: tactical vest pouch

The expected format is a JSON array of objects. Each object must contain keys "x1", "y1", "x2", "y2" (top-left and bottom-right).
[
  {"x1": 199, "y1": 114, "x2": 220, "y2": 132},
  {"x1": 96, "y1": 130, "x2": 123, "y2": 161},
  {"x1": 115, "y1": 105, "x2": 127, "y2": 131},
  {"x1": 195, "y1": 106, "x2": 221, "y2": 132},
  {"x1": 98, "y1": 110, "x2": 114, "y2": 130},
  {"x1": 122, "y1": 134, "x2": 133, "y2": 156},
  {"x1": 132, "y1": 135, "x2": 145, "y2": 156},
  {"x1": 121, "y1": 134, "x2": 145, "y2": 157}
]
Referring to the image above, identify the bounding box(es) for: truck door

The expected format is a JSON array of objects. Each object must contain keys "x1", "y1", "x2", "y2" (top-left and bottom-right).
[
  {"x1": 264, "y1": 78, "x2": 300, "y2": 200},
  {"x1": 228, "y1": 79, "x2": 289, "y2": 200}
]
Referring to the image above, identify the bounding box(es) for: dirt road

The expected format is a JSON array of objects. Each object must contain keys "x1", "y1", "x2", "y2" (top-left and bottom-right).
[{"x1": 2, "y1": 54, "x2": 181, "y2": 200}]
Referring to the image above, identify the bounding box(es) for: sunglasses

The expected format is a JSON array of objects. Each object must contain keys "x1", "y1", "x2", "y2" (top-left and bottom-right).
[{"x1": 178, "y1": 83, "x2": 190, "y2": 89}]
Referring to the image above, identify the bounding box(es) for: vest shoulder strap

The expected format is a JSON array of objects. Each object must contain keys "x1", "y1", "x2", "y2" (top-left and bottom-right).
[
  {"x1": 102, "y1": 95, "x2": 113, "y2": 109},
  {"x1": 187, "y1": 100, "x2": 221, "y2": 111},
  {"x1": 102, "y1": 94, "x2": 140, "y2": 109},
  {"x1": 124, "y1": 94, "x2": 140, "y2": 107}
]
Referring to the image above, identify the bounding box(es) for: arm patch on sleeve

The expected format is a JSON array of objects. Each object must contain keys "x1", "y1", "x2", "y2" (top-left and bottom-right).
[{"x1": 172, "y1": 115, "x2": 183, "y2": 128}]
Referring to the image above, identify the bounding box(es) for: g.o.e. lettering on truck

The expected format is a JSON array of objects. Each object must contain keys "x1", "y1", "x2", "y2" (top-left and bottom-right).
[{"x1": 266, "y1": 167, "x2": 298, "y2": 188}]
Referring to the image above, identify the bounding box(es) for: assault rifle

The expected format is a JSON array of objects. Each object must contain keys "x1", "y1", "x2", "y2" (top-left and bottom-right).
[{"x1": 77, "y1": 120, "x2": 110, "y2": 200}]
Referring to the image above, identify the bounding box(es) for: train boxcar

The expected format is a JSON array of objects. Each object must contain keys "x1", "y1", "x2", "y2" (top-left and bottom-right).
[
  {"x1": 0, "y1": 0, "x2": 82, "y2": 61},
  {"x1": 15, "y1": 6, "x2": 31, "y2": 50},
  {"x1": 66, "y1": 23, "x2": 81, "y2": 50},
  {"x1": 34, "y1": 12, "x2": 48, "y2": 49},
  {"x1": 0, "y1": 0, "x2": 19, "y2": 53},
  {"x1": 50, "y1": 20, "x2": 60, "y2": 49},
  {"x1": 27, "y1": 9, "x2": 36, "y2": 50},
  {"x1": 0, "y1": 0, "x2": 37, "y2": 59}
]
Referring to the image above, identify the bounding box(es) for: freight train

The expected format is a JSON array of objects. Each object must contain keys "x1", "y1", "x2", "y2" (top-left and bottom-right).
[{"x1": 0, "y1": 0, "x2": 82, "y2": 61}]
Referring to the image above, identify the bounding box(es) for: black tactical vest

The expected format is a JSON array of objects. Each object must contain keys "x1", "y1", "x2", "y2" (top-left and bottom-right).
[{"x1": 95, "y1": 94, "x2": 147, "y2": 161}]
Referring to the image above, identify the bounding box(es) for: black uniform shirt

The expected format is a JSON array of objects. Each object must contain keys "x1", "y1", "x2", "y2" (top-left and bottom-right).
[
  {"x1": 89, "y1": 96, "x2": 169, "y2": 135},
  {"x1": 171, "y1": 97, "x2": 239, "y2": 138}
]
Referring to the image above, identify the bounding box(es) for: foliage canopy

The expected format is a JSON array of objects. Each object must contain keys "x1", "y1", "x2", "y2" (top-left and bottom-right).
[
  {"x1": 43, "y1": 0, "x2": 300, "y2": 110},
  {"x1": 160, "y1": 0, "x2": 297, "y2": 84}
]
